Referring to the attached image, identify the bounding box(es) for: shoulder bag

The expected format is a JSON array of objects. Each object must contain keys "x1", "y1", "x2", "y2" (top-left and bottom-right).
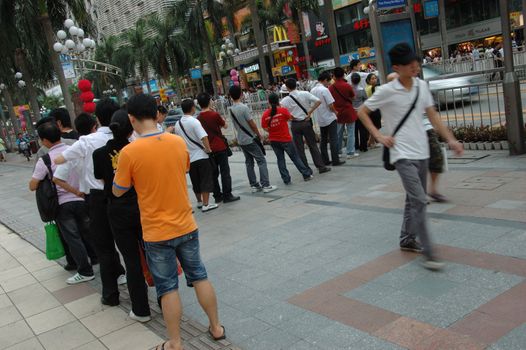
[
  {"x1": 230, "y1": 109, "x2": 266, "y2": 155},
  {"x1": 198, "y1": 115, "x2": 232, "y2": 157},
  {"x1": 332, "y1": 85, "x2": 359, "y2": 122},
  {"x1": 383, "y1": 82, "x2": 420, "y2": 171},
  {"x1": 288, "y1": 94, "x2": 313, "y2": 126},
  {"x1": 36, "y1": 154, "x2": 59, "y2": 222}
]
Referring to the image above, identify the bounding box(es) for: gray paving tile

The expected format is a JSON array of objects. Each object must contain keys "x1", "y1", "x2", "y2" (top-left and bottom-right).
[
  {"x1": 278, "y1": 312, "x2": 334, "y2": 340},
  {"x1": 402, "y1": 274, "x2": 461, "y2": 299},
  {"x1": 351, "y1": 335, "x2": 407, "y2": 350},
  {"x1": 488, "y1": 324, "x2": 526, "y2": 350},
  {"x1": 370, "y1": 261, "x2": 431, "y2": 289},
  {"x1": 344, "y1": 280, "x2": 399, "y2": 305},
  {"x1": 288, "y1": 340, "x2": 322, "y2": 350},
  {"x1": 304, "y1": 323, "x2": 368, "y2": 350},
  {"x1": 253, "y1": 302, "x2": 306, "y2": 326},
  {"x1": 440, "y1": 263, "x2": 524, "y2": 290},
  {"x1": 239, "y1": 327, "x2": 300, "y2": 350}
]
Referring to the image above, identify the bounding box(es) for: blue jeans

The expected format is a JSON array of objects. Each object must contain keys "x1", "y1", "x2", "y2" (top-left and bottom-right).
[
  {"x1": 337, "y1": 122, "x2": 356, "y2": 155},
  {"x1": 144, "y1": 230, "x2": 208, "y2": 299},
  {"x1": 271, "y1": 141, "x2": 312, "y2": 183},
  {"x1": 240, "y1": 142, "x2": 270, "y2": 187}
]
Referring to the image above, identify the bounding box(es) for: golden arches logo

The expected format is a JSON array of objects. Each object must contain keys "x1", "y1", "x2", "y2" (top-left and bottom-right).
[{"x1": 273, "y1": 25, "x2": 288, "y2": 42}]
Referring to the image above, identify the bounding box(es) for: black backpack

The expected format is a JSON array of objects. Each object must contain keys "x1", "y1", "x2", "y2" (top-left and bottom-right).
[{"x1": 36, "y1": 154, "x2": 59, "y2": 222}]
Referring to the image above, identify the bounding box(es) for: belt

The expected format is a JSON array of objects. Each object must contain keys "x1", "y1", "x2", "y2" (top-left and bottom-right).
[{"x1": 291, "y1": 119, "x2": 307, "y2": 123}]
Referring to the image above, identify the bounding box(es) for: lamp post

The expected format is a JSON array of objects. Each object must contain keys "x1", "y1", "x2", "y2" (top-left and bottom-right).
[{"x1": 218, "y1": 38, "x2": 240, "y2": 93}]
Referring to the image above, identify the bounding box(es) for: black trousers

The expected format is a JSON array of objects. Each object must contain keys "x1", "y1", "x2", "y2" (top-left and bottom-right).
[
  {"x1": 108, "y1": 197, "x2": 150, "y2": 317},
  {"x1": 355, "y1": 119, "x2": 369, "y2": 152},
  {"x1": 291, "y1": 120, "x2": 325, "y2": 170},
  {"x1": 320, "y1": 120, "x2": 340, "y2": 165},
  {"x1": 87, "y1": 190, "x2": 125, "y2": 303},
  {"x1": 59, "y1": 216, "x2": 97, "y2": 267},
  {"x1": 211, "y1": 150, "x2": 233, "y2": 199}
]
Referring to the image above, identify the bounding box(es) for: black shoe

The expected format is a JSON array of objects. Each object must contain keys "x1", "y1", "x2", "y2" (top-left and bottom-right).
[
  {"x1": 223, "y1": 195, "x2": 240, "y2": 203},
  {"x1": 63, "y1": 263, "x2": 77, "y2": 271},
  {"x1": 319, "y1": 167, "x2": 331, "y2": 174},
  {"x1": 400, "y1": 241, "x2": 423, "y2": 253},
  {"x1": 90, "y1": 259, "x2": 99, "y2": 266},
  {"x1": 303, "y1": 175, "x2": 314, "y2": 181},
  {"x1": 214, "y1": 196, "x2": 223, "y2": 203},
  {"x1": 332, "y1": 161, "x2": 346, "y2": 166},
  {"x1": 325, "y1": 161, "x2": 332, "y2": 166},
  {"x1": 101, "y1": 297, "x2": 119, "y2": 306}
]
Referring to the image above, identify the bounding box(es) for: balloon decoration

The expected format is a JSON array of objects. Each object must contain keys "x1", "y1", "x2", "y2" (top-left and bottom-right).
[
  {"x1": 78, "y1": 79, "x2": 95, "y2": 113},
  {"x1": 230, "y1": 69, "x2": 240, "y2": 87}
]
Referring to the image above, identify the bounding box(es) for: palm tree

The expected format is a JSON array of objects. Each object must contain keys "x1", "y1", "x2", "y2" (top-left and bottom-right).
[
  {"x1": 248, "y1": 0, "x2": 270, "y2": 87},
  {"x1": 257, "y1": 0, "x2": 287, "y2": 76},
  {"x1": 174, "y1": 0, "x2": 225, "y2": 96},
  {"x1": 119, "y1": 19, "x2": 152, "y2": 94}
]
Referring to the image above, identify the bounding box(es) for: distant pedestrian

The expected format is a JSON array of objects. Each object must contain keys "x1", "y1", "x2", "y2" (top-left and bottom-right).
[
  {"x1": 281, "y1": 78, "x2": 331, "y2": 174},
  {"x1": 113, "y1": 93, "x2": 225, "y2": 350},
  {"x1": 262, "y1": 93, "x2": 313, "y2": 184},
  {"x1": 0, "y1": 138, "x2": 6, "y2": 161},
  {"x1": 358, "y1": 43, "x2": 463, "y2": 270},
  {"x1": 196, "y1": 93, "x2": 240, "y2": 204},
  {"x1": 49, "y1": 108, "x2": 79, "y2": 140},
  {"x1": 311, "y1": 72, "x2": 345, "y2": 166},
  {"x1": 329, "y1": 67, "x2": 359, "y2": 159},
  {"x1": 351, "y1": 73, "x2": 369, "y2": 152},
  {"x1": 175, "y1": 99, "x2": 218, "y2": 212},
  {"x1": 228, "y1": 85, "x2": 277, "y2": 193},
  {"x1": 365, "y1": 73, "x2": 382, "y2": 149}
]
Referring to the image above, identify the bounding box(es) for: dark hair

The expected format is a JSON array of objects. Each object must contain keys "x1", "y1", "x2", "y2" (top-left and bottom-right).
[
  {"x1": 318, "y1": 71, "x2": 331, "y2": 82},
  {"x1": 74, "y1": 113, "x2": 97, "y2": 136},
  {"x1": 229, "y1": 85, "x2": 242, "y2": 100},
  {"x1": 197, "y1": 92, "x2": 211, "y2": 108},
  {"x1": 37, "y1": 122, "x2": 61, "y2": 143},
  {"x1": 109, "y1": 109, "x2": 133, "y2": 141},
  {"x1": 181, "y1": 99, "x2": 195, "y2": 114},
  {"x1": 351, "y1": 73, "x2": 361, "y2": 85},
  {"x1": 366, "y1": 73, "x2": 377, "y2": 85},
  {"x1": 285, "y1": 78, "x2": 297, "y2": 90},
  {"x1": 48, "y1": 108, "x2": 72, "y2": 128},
  {"x1": 388, "y1": 42, "x2": 418, "y2": 66},
  {"x1": 157, "y1": 105, "x2": 168, "y2": 115},
  {"x1": 268, "y1": 93, "x2": 280, "y2": 118},
  {"x1": 127, "y1": 94, "x2": 157, "y2": 121},
  {"x1": 35, "y1": 117, "x2": 55, "y2": 129},
  {"x1": 95, "y1": 98, "x2": 120, "y2": 126},
  {"x1": 350, "y1": 59, "x2": 360, "y2": 70},
  {"x1": 333, "y1": 67, "x2": 345, "y2": 78}
]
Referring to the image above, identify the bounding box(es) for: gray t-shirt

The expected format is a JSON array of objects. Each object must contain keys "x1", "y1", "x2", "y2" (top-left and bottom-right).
[{"x1": 229, "y1": 103, "x2": 254, "y2": 146}]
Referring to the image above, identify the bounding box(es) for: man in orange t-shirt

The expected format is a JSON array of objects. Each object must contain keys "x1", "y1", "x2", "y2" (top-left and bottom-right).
[{"x1": 113, "y1": 94, "x2": 225, "y2": 350}]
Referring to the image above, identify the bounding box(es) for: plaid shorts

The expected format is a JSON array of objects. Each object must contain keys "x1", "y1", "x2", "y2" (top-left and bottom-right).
[{"x1": 427, "y1": 130, "x2": 444, "y2": 173}]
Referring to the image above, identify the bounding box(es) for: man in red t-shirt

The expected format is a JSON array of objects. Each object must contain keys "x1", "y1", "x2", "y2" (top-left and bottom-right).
[
  {"x1": 329, "y1": 67, "x2": 359, "y2": 158},
  {"x1": 261, "y1": 93, "x2": 313, "y2": 184},
  {"x1": 197, "y1": 93, "x2": 240, "y2": 203}
]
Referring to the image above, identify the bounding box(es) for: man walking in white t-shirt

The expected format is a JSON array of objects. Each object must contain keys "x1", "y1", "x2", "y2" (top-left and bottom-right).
[
  {"x1": 175, "y1": 99, "x2": 218, "y2": 212},
  {"x1": 311, "y1": 72, "x2": 345, "y2": 166},
  {"x1": 358, "y1": 43, "x2": 463, "y2": 270}
]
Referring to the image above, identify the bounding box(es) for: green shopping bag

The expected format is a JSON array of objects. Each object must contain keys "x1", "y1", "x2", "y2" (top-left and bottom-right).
[{"x1": 45, "y1": 222, "x2": 65, "y2": 260}]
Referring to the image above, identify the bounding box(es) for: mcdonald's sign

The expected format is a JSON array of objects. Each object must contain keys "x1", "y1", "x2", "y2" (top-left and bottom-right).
[{"x1": 273, "y1": 25, "x2": 289, "y2": 42}]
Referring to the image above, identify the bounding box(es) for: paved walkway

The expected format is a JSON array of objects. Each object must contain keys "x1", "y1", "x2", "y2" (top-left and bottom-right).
[{"x1": 0, "y1": 148, "x2": 525, "y2": 349}]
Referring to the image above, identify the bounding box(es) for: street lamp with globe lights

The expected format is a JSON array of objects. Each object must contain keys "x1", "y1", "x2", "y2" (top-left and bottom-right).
[{"x1": 219, "y1": 38, "x2": 240, "y2": 70}]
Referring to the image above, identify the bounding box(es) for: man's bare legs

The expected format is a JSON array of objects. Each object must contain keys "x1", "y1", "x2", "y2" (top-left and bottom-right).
[
  {"x1": 194, "y1": 280, "x2": 223, "y2": 338},
  {"x1": 160, "y1": 291, "x2": 183, "y2": 350},
  {"x1": 201, "y1": 193, "x2": 210, "y2": 206},
  {"x1": 429, "y1": 172, "x2": 448, "y2": 202}
]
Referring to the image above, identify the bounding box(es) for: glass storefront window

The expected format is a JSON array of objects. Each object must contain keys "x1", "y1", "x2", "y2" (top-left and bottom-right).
[
  {"x1": 445, "y1": 0, "x2": 499, "y2": 29},
  {"x1": 338, "y1": 30, "x2": 372, "y2": 54},
  {"x1": 335, "y1": 2, "x2": 366, "y2": 28}
]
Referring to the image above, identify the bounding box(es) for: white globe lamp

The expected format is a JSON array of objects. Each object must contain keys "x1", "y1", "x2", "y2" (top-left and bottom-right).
[
  {"x1": 14, "y1": 72, "x2": 22, "y2": 79},
  {"x1": 18, "y1": 80, "x2": 26, "y2": 88},
  {"x1": 82, "y1": 38, "x2": 91, "y2": 47},
  {"x1": 57, "y1": 30, "x2": 67, "y2": 40},
  {"x1": 53, "y1": 42, "x2": 64, "y2": 52},
  {"x1": 65, "y1": 39, "x2": 75, "y2": 49},
  {"x1": 77, "y1": 28, "x2": 84, "y2": 38},
  {"x1": 64, "y1": 19, "x2": 74, "y2": 28},
  {"x1": 69, "y1": 26, "x2": 79, "y2": 36}
]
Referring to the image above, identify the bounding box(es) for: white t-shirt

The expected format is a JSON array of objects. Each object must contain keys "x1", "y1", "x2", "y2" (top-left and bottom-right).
[
  {"x1": 345, "y1": 71, "x2": 368, "y2": 90},
  {"x1": 310, "y1": 83, "x2": 337, "y2": 127},
  {"x1": 364, "y1": 78, "x2": 434, "y2": 164},
  {"x1": 281, "y1": 90, "x2": 320, "y2": 121},
  {"x1": 174, "y1": 115, "x2": 209, "y2": 163}
]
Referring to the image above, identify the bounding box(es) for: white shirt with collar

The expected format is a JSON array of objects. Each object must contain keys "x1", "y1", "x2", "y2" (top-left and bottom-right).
[
  {"x1": 174, "y1": 115, "x2": 209, "y2": 163},
  {"x1": 364, "y1": 77, "x2": 435, "y2": 164},
  {"x1": 60, "y1": 126, "x2": 113, "y2": 192},
  {"x1": 310, "y1": 82, "x2": 337, "y2": 127},
  {"x1": 280, "y1": 90, "x2": 320, "y2": 121},
  {"x1": 346, "y1": 71, "x2": 368, "y2": 90}
]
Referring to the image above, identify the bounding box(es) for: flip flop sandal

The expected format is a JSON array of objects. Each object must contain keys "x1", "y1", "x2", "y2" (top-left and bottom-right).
[
  {"x1": 429, "y1": 193, "x2": 448, "y2": 203},
  {"x1": 153, "y1": 341, "x2": 167, "y2": 350},
  {"x1": 209, "y1": 326, "x2": 226, "y2": 341}
]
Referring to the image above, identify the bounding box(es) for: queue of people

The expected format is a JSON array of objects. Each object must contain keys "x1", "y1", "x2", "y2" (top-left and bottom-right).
[{"x1": 26, "y1": 42, "x2": 462, "y2": 350}]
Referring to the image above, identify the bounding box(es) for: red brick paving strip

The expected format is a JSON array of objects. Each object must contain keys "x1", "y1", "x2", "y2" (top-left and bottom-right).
[
  {"x1": 52, "y1": 283, "x2": 97, "y2": 304},
  {"x1": 289, "y1": 246, "x2": 526, "y2": 349}
]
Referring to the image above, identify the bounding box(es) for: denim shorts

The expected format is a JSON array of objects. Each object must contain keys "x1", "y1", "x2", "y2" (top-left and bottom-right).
[{"x1": 144, "y1": 230, "x2": 208, "y2": 299}]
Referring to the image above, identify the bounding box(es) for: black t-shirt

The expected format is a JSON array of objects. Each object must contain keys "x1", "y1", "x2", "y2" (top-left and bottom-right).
[
  {"x1": 93, "y1": 139, "x2": 137, "y2": 200},
  {"x1": 62, "y1": 130, "x2": 79, "y2": 140}
]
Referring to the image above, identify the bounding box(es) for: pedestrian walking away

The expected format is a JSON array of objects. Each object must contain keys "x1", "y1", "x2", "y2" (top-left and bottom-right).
[
  {"x1": 196, "y1": 92, "x2": 240, "y2": 204},
  {"x1": 175, "y1": 99, "x2": 218, "y2": 212},
  {"x1": 113, "y1": 93, "x2": 225, "y2": 350},
  {"x1": 228, "y1": 85, "x2": 277, "y2": 193},
  {"x1": 358, "y1": 43, "x2": 464, "y2": 271},
  {"x1": 310, "y1": 71, "x2": 345, "y2": 166},
  {"x1": 262, "y1": 93, "x2": 313, "y2": 184},
  {"x1": 92, "y1": 109, "x2": 151, "y2": 322},
  {"x1": 54, "y1": 99, "x2": 126, "y2": 305},
  {"x1": 329, "y1": 67, "x2": 359, "y2": 159},
  {"x1": 280, "y1": 78, "x2": 331, "y2": 174},
  {"x1": 350, "y1": 73, "x2": 369, "y2": 153}
]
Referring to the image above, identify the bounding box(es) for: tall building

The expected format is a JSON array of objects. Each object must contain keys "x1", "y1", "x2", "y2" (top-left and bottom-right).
[{"x1": 92, "y1": 0, "x2": 176, "y2": 39}]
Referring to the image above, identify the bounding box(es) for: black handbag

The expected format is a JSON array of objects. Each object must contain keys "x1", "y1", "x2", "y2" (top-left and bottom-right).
[
  {"x1": 383, "y1": 83, "x2": 420, "y2": 171},
  {"x1": 230, "y1": 109, "x2": 266, "y2": 155}
]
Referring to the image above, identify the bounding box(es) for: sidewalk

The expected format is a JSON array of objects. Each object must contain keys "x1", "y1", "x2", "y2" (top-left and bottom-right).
[{"x1": 1, "y1": 148, "x2": 525, "y2": 349}]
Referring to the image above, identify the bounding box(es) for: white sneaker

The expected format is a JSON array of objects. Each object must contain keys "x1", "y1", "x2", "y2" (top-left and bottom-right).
[
  {"x1": 117, "y1": 274, "x2": 127, "y2": 285},
  {"x1": 202, "y1": 203, "x2": 218, "y2": 212},
  {"x1": 129, "y1": 310, "x2": 151, "y2": 323},
  {"x1": 251, "y1": 186, "x2": 262, "y2": 193},
  {"x1": 66, "y1": 273, "x2": 95, "y2": 285},
  {"x1": 263, "y1": 185, "x2": 277, "y2": 193},
  {"x1": 347, "y1": 153, "x2": 360, "y2": 159},
  {"x1": 197, "y1": 201, "x2": 203, "y2": 209}
]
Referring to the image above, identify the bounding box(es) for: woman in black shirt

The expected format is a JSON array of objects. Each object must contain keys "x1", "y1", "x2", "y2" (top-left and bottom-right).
[{"x1": 93, "y1": 109, "x2": 151, "y2": 321}]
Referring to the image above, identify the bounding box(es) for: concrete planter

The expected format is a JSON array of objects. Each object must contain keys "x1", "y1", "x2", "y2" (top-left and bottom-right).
[
  {"x1": 493, "y1": 142, "x2": 502, "y2": 150},
  {"x1": 463, "y1": 142, "x2": 470, "y2": 150},
  {"x1": 476, "y1": 142, "x2": 486, "y2": 150},
  {"x1": 501, "y1": 141, "x2": 509, "y2": 150},
  {"x1": 468, "y1": 142, "x2": 478, "y2": 150},
  {"x1": 483, "y1": 142, "x2": 494, "y2": 150}
]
